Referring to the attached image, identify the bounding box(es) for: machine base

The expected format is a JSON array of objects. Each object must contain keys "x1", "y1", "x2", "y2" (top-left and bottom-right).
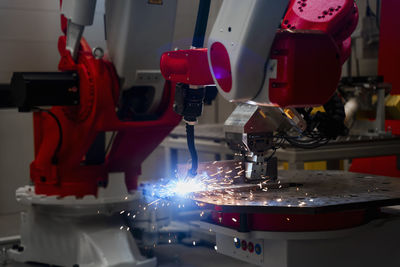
[
  {"x1": 8, "y1": 174, "x2": 157, "y2": 267},
  {"x1": 194, "y1": 207, "x2": 400, "y2": 267}
]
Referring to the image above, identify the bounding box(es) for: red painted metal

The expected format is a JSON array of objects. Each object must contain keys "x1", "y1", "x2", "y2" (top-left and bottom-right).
[
  {"x1": 31, "y1": 20, "x2": 181, "y2": 196},
  {"x1": 247, "y1": 242, "x2": 254, "y2": 253},
  {"x1": 211, "y1": 209, "x2": 367, "y2": 232},
  {"x1": 378, "y1": 0, "x2": 400, "y2": 95},
  {"x1": 160, "y1": 48, "x2": 213, "y2": 85},
  {"x1": 209, "y1": 42, "x2": 232, "y2": 93},
  {"x1": 268, "y1": 30, "x2": 342, "y2": 107},
  {"x1": 350, "y1": 156, "x2": 400, "y2": 178},
  {"x1": 350, "y1": 121, "x2": 400, "y2": 178},
  {"x1": 270, "y1": 0, "x2": 358, "y2": 107},
  {"x1": 161, "y1": 0, "x2": 357, "y2": 108},
  {"x1": 241, "y1": 240, "x2": 247, "y2": 251},
  {"x1": 282, "y1": 0, "x2": 359, "y2": 64}
]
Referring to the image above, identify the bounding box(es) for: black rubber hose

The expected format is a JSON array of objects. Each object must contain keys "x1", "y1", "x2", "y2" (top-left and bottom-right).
[
  {"x1": 192, "y1": 0, "x2": 211, "y2": 48},
  {"x1": 186, "y1": 124, "x2": 198, "y2": 177},
  {"x1": 184, "y1": 0, "x2": 211, "y2": 177}
]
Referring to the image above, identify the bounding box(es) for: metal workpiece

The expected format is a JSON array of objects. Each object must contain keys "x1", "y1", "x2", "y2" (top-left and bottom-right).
[{"x1": 186, "y1": 161, "x2": 400, "y2": 214}]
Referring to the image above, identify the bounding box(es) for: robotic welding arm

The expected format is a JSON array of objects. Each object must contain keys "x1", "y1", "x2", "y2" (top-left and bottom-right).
[
  {"x1": 7, "y1": 0, "x2": 181, "y2": 197},
  {"x1": 211, "y1": 0, "x2": 357, "y2": 181},
  {"x1": 162, "y1": 0, "x2": 358, "y2": 181}
]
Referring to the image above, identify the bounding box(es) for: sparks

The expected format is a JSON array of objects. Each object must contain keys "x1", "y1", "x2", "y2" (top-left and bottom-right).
[
  {"x1": 173, "y1": 177, "x2": 206, "y2": 196},
  {"x1": 145, "y1": 171, "x2": 212, "y2": 198}
]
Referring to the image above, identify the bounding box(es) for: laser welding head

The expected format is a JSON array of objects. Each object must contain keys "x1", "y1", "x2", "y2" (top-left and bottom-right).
[{"x1": 224, "y1": 104, "x2": 306, "y2": 182}]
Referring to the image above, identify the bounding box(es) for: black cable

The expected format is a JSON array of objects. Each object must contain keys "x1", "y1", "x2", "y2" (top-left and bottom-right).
[
  {"x1": 33, "y1": 107, "x2": 62, "y2": 164},
  {"x1": 376, "y1": 0, "x2": 381, "y2": 28},
  {"x1": 192, "y1": 0, "x2": 211, "y2": 48},
  {"x1": 263, "y1": 136, "x2": 285, "y2": 163},
  {"x1": 186, "y1": 123, "x2": 198, "y2": 177},
  {"x1": 264, "y1": 147, "x2": 278, "y2": 163},
  {"x1": 183, "y1": 0, "x2": 211, "y2": 177},
  {"x1": 284, "y1": 136, "x2": 330, "y2": 149},
  {"x1": 366, "y1": 0, "x2": 372, "y2": 16}
]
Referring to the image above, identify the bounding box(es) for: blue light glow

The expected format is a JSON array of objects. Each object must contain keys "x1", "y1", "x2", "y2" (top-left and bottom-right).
[
  {"x1": 144, "y1": 171, "x2": 212, "y2": 199},
  {"x1": 172, "y1": 177, "x2": 207, "y2": 196}
]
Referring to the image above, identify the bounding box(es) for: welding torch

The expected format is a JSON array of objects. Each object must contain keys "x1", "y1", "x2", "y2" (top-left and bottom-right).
[{"x1": 173, "y1": 0, "x2": 211, "y2": 177}]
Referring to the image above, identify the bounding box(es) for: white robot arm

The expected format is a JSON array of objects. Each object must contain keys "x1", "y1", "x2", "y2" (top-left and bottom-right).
[{"x1": 62, "y1": 0, "x2": 97, "y2": 60}]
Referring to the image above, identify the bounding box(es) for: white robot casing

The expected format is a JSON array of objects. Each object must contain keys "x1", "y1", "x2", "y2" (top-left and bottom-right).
[{"x1": 207, "y1": 0, "x2": 289, "y2": 104}]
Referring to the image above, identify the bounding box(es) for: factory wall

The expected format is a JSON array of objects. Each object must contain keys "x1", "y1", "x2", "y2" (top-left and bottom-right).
[
  {"x1": 0, "y1": 0, "x2": 60, "y2": 214},
  {"x1": 0, "y1": 0, "x2": 380, "y2": 213}
]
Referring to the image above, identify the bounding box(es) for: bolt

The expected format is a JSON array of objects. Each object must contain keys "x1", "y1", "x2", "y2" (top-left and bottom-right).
[{"x1": 92, "y1": 47, "x2": 104, "y2": 59}]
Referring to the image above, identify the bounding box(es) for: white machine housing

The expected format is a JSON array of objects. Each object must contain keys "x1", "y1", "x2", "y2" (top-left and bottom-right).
[
  {"x1": 62, "y1": 0, "x2": 178, "y2": 114},
  {"x1": 194, "y1": 207, "x2": 400, "y2": 267},
  {"x1": 105, "y1": 0, "x2": 177, "y2": 114},
  {"x1": 62, "y1": 0, "x2": 97, "y2": 26},
  {"x1": 207, "y1": 0, "x2": 289, "y2": 103}
]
